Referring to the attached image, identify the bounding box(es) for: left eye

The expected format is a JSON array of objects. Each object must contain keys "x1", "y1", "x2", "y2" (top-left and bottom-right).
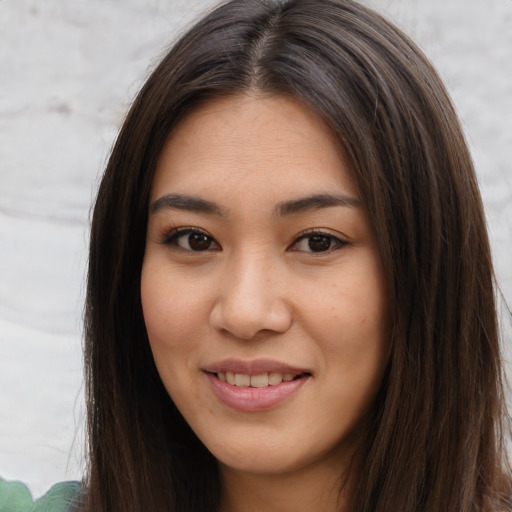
[{"x1": 292, "y1": 233, "x2": 346, "y2": 253}]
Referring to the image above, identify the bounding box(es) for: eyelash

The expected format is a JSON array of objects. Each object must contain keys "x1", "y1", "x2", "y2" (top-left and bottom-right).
[
  {"x1": 160, "y1": 227, "x2": 220, "y2": 252},
  {"x1": 160, "y1": 227, "x2": 349, "y2": 254},
  {"x1": 291, "y1": 229, "x2": 350, "y2": 254}
]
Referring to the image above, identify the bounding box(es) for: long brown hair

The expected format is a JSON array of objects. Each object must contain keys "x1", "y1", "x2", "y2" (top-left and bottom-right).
[{"x1": 83, "y1": 1, "x2": 511, "y2": 510}]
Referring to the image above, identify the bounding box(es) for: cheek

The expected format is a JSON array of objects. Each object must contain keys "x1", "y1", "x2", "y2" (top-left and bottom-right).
[
  {"x1": 141, "y1": 261, "x2": 208, "y2": 347},
  {"x1": 141, "y1": 271, "x2": 203, "y2": 393},
  {"x1": 303, "y1": 255, "x2": 390, "y2": 389},
  {"x1": 140, "y1": 264, "x2": 206, "y2": 407},
  {"x1": 307, "y1": 262, "x2": 388, "y2": 342}
]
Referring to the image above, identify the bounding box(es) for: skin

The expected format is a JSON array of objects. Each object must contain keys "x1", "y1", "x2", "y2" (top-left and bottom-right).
[{"x1": 141, "y1": 93, "x2": 390, "y2": 512}]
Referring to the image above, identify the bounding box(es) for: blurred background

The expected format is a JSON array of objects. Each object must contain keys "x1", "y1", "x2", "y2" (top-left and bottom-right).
[{"x1": 1, "y1": 0, "x2": 511, "y2": 498}]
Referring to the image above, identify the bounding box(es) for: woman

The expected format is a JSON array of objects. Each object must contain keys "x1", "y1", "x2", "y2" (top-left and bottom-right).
[{"x1": 82, "y1": 0, "x2": 511, "y2": 510}]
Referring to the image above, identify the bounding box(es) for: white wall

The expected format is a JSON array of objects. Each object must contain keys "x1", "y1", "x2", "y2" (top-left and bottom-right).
[{"x1": 1, "y1": 0, "x2": 510, "y2": 498}]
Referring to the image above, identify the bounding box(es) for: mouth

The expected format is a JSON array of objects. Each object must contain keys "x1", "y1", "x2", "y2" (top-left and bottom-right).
[
  {"x1": 213, "y1": 371, "x2": 310, "y2": 388},
  {"x1": 203, "y1": 360, "x2": 312, "y2": 411}
]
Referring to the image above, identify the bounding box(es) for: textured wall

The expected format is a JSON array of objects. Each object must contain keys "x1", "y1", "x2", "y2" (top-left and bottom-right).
[{"x1": 1, "y1": 0, "x2": 511, "y2": 497}]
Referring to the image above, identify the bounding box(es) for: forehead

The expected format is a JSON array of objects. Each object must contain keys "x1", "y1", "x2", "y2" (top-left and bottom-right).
[{"x1": 151, "y1": 93, "x2": 357, "y2": 203}]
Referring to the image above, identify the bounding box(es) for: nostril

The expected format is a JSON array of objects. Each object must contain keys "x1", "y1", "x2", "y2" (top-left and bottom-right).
[{"x1": 210, "y1": 295, "x2": 293, "y2": 340}]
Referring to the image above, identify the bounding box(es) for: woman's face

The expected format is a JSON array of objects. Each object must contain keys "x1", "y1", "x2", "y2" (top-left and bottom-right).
[{"x1": 141, "y1": 94, "x2": 390, "y2": 477}]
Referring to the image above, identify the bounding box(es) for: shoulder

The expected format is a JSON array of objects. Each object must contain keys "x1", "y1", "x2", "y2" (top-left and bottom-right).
[{"x1": 0, "y1": 477, "x2": 83, "y2": 512}]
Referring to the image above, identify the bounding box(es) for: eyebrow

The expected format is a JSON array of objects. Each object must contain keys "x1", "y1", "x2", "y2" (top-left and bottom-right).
[
  {"x1": 151, "y1": 193, "x2": 226, "y2": 216},
  {"x1": 150, "y1": 192, "x2": 361, "y2": 217},
  {"x1": 275, "y1": 193, "x2": 361, "y2": 216}
]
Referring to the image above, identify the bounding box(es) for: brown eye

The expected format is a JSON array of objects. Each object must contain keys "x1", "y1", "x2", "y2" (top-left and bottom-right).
[
  {"x1": 292, "y1": 231, "x2": 348, "y2": 253},
  {"x1": 307, "y1": 235, "x2": 332, "y2": 252},
  {"x1": 186, "y1": 232, "x2": 213, "y2": 251},
  {"x1": 163, "y1": 228, "x2": 219, "y2": 252}
]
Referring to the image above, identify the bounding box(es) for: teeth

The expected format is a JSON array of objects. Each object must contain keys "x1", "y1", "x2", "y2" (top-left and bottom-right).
[
  {"x1": 250, "y1": 374, "x2": 269, "y2": 388},
  {"x1": 234, "y1": 373, "x2": 250, "y2": 387},
  {"x1": 216, "y1": 371, "x2": 303, "y2": 387},
  {"x1": 268, "y1": 372, "x2": 283, "y2": 386}
]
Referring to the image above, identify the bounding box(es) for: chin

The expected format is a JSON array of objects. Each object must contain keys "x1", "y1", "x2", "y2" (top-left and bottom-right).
[
  {"x1": 217, "y1": 451, "x2": 306, "y2": 476},
  {"x1": 206, "y1": 432, "x2": 345, "y2": 478}
]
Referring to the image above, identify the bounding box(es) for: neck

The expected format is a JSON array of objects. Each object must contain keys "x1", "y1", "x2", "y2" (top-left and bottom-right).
[{"x1": 217, "y1": 449, "x2": 354, "y2": 512}]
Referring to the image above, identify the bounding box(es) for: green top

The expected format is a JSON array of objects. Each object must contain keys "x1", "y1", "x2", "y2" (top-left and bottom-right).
[{"x1": 0, "y1": 477, "x2": 83, "y2": 512}]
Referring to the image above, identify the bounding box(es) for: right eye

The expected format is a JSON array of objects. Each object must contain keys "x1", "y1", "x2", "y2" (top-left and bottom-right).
[{"x1": 162, "y1": 228, "x2": 220, "y2": 252}]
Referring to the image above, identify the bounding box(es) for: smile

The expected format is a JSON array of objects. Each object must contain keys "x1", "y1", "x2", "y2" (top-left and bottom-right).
[
  {"x1": 216, "y1": 371, "x2": 305, "y2": 388},
  {"x1": 204, "y1": 362, "x2": 311, "y2": 412}
]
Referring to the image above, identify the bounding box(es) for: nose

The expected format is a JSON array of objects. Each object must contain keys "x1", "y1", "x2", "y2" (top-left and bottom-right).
[{"x1": 209, "y1": 254, "x2": 292, "y2": 340}]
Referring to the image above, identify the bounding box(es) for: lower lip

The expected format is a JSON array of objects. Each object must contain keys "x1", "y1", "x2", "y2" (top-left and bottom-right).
[{"x1": 205, "y1": 373, "x2": 309, "y2": 412}]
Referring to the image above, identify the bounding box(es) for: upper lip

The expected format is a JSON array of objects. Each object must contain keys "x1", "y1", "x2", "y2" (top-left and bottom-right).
[{"x1": 202, "y1": 358, "x2": 311, "y2": 376}]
